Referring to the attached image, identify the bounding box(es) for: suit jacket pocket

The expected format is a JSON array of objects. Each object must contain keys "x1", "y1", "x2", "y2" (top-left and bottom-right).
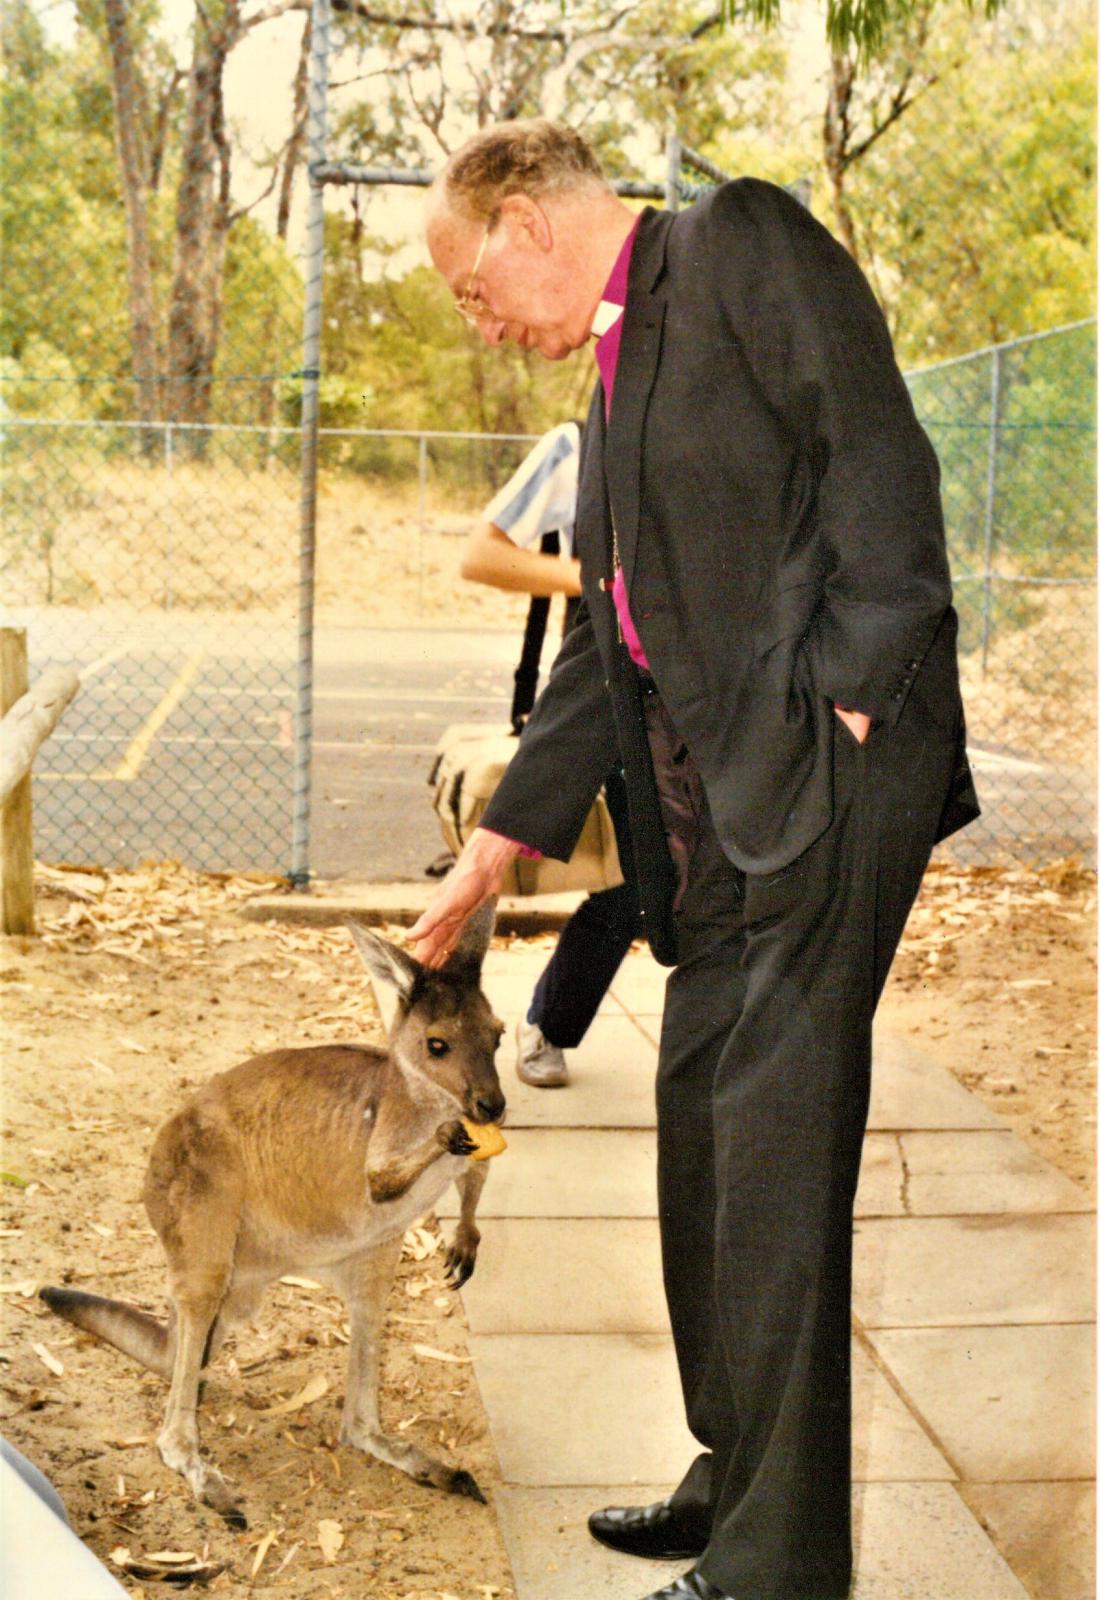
[{"x1": 752, "y1": 581, "x2": 821, "y2": 658}]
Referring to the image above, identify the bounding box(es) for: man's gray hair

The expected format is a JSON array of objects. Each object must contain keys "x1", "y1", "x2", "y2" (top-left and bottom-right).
[{"x1": 439, "y1": 119, "x2": 609, "y2": 222}]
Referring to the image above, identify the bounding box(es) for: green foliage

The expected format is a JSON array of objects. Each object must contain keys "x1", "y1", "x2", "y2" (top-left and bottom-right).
[
  {"x1": 0, "y1": 340, "x2": 80, "y2": 419},
  {"x1": 1, "y1": 0, "x2": 1091, "y2": 451},
  {"x1": 315, "y1": 215, "x2": 593, "y2": 443},
  {"x1": 992, "y1": 328, "x2": 1096, "y2": 578},
  {"x1": 0, "y1": 1, "x2": 304, "y2": 424},
  {"x1": 215, "y1": 215, "x2": 305, "y2": 423},
  {"x1": 907, "y1": 322, "x2": 1094, "y2": 661},
  {"x1": 719, "y1": 0, "x2": 1003, "y2": 57},
  {"x1": 1, "y1": 6, "x2": 121, "y2": 373},
  {"x1": 838, "y1": 6, "x2": 1095, "y2": 362},
  {"x1": 608, "y1": 3, "x2": 792, "y2": 164}
]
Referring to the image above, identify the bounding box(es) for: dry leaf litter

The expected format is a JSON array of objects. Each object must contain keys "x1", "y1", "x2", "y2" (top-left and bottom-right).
[{"x1": 1, "y1": 855, "x2": 1094, "y2": 1596}]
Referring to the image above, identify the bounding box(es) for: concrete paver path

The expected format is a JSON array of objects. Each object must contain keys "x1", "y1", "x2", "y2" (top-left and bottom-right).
[{"x1": 443, "y1": 947, "x2": 1094, "y2": 1600}]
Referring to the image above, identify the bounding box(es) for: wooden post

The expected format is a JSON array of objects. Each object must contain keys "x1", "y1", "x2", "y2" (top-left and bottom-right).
[{"x1": 1, "y1": 628, "x2": 35, "y2": 935}]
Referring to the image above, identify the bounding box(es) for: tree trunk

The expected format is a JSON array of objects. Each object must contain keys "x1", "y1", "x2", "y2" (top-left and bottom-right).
[
  {"x1": 277, "y1": 15, "x2": 311, "y2": 242},
  {"x1": 824, "y1": 50, "x2": 861, "y2": 263},
  {"x1": 257, "y1": 13, "x2": 311, "y2": 466},
  {"x1": 167, "y1": 36, "x2": 216, "y2": 440},
  {"x1": 167, "y1": 7, "x2": 238, "y2": 452},
  {"x1": 103, "y1": 0, "x2": 161, "y2": 449},
  {"x1": 203, "y1": 32, "x2": 234, "y2": 429}
]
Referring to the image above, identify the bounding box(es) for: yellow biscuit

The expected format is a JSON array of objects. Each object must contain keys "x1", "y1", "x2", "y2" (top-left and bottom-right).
[{"x1": 460, "y1": 1119, "x2": 507, "y2": 1161}]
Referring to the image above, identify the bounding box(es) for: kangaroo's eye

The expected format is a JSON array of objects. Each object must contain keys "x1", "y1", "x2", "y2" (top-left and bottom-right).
[{"x1": 427, "y1": 1037, "x2": 450, "y2": 1057}]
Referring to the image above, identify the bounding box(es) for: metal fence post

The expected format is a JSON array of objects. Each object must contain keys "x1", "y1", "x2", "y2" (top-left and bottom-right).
[
  {"x1": 418, "y1": 431, "x2": 428, "y2": 602},
  {"x1": 664, "y1": 127, "x2": 682, "y2": 212},
  {"x1": 980, "y1": 344, "x2": 1003, "y2": 674},
  {"x1": 291, "y1": 0, "x2": 332, "y2": 889},
  {"x1": 163, "y1": 421, "x2": 173, "y2": 611}
]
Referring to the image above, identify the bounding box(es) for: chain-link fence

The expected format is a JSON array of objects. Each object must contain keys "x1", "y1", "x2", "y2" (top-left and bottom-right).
[
  {"x1": 1, "y1": 414, "x2": 299, "y2": 871},
  {"x1": 907, "y1": 322, "x2": 1096, "y2": 863},
  {"x1": 0, "y1": 406, "x2": 540, "y2": 876},
  {"x1": 1, "y1": 1, "x2": 306, "y2": 872},
  {"x1": 1, "y1": 0, "x2": 1094, "y2": 879}
]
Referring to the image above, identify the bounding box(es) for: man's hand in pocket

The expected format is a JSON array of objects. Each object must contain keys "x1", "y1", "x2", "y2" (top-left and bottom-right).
[{"x1": 834, "y1": 704, "x2": 872, "y2": 745}]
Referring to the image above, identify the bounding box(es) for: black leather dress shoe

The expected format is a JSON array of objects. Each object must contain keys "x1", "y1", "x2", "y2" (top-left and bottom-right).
[
  {"x1": 587, "y1": 1497, "x2": 709, "y2": 1560},
  {"x1": 642, "y1": 1571, "x2": 731, "y2": 1600}
]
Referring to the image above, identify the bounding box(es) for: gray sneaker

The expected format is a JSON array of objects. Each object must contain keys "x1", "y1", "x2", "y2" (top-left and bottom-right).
[{"x1": 515, "y1": 1017, "x2": 569, "y2": 1087}]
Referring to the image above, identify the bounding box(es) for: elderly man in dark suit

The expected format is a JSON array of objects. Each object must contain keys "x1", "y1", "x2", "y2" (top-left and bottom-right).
[{"x1": 415, "y1": 120, "x2": 979, "y2": 1600}]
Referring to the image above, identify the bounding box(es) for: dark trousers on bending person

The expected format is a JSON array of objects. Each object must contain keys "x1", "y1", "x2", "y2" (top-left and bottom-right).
[
  {"x1": 527, "y1": 766, "x2": 642, "y2": 1049},
  {"x1": 649, "y1": 685, "x2": 962, "y2": 1600}
]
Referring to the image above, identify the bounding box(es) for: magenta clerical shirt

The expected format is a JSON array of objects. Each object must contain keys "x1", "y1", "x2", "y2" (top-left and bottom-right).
[{"x1": 593, "y1": 219, "x2": 650, "y2": 670}]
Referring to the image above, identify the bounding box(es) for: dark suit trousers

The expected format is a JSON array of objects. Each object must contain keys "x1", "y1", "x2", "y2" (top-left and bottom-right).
[{"x1": 655, "y1": 700, "x2": 959, "y2": 1600}]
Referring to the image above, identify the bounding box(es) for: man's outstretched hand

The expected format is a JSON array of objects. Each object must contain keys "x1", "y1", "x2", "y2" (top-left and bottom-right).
[{"x1": 410, "y1": 829, "x2": 521, "y2": 968}]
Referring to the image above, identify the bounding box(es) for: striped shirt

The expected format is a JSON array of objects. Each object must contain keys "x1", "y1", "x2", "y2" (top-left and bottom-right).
[{"x1": 482, "y1": 422, "x2": 580, "y2": 556}]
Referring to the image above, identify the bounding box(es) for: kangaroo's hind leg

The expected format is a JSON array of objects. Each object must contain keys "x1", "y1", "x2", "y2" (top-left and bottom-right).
[
  {"x1": 334, "y1": 1239, "x2": 485, "y2": 1502},
  {"x1": 152, "y1": 1176, "x2": 249, "y2": 1527}
]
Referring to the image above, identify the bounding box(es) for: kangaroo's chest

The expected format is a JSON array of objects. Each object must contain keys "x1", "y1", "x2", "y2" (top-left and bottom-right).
[
  {"x1": 365, "y1": 1155, "x2": 466, "y2": 1247},
  {"x1": 237, "y1": 1153, "x2": 465, "y2": 1272}
]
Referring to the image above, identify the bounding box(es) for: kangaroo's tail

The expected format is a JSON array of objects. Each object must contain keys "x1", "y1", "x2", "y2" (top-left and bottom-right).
[{"x1": 39, "y1": 1286, "x2": 171, "y2": 1379}]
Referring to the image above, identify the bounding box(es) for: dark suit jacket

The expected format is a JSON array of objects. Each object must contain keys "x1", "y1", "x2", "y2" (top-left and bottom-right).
[{"x1": 482, "y1": 181, "x2": 979, "y2": 956}]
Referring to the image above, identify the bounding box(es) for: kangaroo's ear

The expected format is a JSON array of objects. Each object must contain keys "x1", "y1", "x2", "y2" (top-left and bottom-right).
[
  {"x1": 444, "y1": 896, "x2": 498, "y2": 974},
  {"x1": 348, "y1": 922, "x2": 420, "y2": 1010}
]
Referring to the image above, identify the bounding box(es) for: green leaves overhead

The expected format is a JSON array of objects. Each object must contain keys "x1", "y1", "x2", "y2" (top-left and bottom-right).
[
  {"x1": 716, "y1": 0, "x2": 1004, "y2": 57},
  {"x1": 2, "y1": 0, "x2": 1091, "y2": 437}
]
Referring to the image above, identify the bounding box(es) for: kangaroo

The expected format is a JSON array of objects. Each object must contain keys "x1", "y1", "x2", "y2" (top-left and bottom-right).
[{"x1": 40, "y1": 904, "x2": 505, "y2": 1528}]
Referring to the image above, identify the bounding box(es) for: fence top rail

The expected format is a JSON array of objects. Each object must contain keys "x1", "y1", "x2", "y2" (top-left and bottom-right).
[
  {"x1": 906, "y1": 318, "x2": 1097, "y2": 378},
  {"x1": 312, "y1": 159, "x2": 668, "y2": 201},
  {"x1": 5, "y1": 323, "x2": 1092, "y2": 422},
  {"x1": 678, "y1": 142, "x2": 734, "y2": 186}
]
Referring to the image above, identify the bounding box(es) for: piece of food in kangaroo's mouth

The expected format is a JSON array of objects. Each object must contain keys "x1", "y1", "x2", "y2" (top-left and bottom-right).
[{"x1": 461, "y1": 1119, "x2": 507, "y2": 1161}]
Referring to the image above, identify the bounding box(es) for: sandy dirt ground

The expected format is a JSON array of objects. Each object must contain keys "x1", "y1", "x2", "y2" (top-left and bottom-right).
[
  {"x1": 0, "y1": 856, "x2": 1094, "y2": 1599},
  {"x1": 879, "y1": 855, "x2": 1096, "y2": 1198},
  {"x1": 2, "y1": 866, "x2": 516, "y2": 1600}
]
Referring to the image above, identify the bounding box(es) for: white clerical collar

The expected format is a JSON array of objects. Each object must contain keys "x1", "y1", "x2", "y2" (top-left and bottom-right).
[{"x1": 591, "y1": 299, "x2": 624, "y2": 339}]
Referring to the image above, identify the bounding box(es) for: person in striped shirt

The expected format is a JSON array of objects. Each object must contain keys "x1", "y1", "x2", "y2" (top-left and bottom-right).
[{"x1": 460, "y1": 422, "x2": 641, "y2": 1088}]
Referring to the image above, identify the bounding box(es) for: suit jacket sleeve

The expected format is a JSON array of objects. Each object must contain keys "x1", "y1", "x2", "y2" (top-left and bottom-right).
[
  {"x1": 716, "y1": 180, "x2": 953, "y2": 726},
  {"x1": 479, "y1": 601, "x2": 619, "y2": 860}
]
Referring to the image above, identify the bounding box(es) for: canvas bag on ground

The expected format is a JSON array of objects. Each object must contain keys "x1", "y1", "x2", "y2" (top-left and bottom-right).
[
  {"x1": 430, "y1": 723, "x2": 623, "y2": 895},
  {"x1": 429, "y1": 538, "x2": 623, "y2": 896}
]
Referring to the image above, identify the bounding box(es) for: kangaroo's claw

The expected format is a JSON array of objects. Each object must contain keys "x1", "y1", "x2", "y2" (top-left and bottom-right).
[
  {"x1": 438, "y1": 1118, "x2": 477, "y2": 1158},
  {"x1": 447, "y1": 1467, "x2": 487, "y2": 1503},
  {"x1": 444, "y1": 1245, "x2": 476, "y2": 1289}
]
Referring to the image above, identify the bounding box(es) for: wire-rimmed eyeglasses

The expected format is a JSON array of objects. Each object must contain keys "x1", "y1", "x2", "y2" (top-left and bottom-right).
[{"x1": 453, "y1": 222, "x2": 494, "y2": 325}]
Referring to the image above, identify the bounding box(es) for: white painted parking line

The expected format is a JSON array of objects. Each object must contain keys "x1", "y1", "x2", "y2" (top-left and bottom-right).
[
  {"x1": 352, "y1": 741, "x2": 438, "y2": 753},
  {"x1": 968, "y1": 745, "x2": 1047, "y2": 775},
  {"x1": 111, "y1": 651, "x2": 207, "y2": 781},
  {"x1": 36, "y1": 651, "x2": 207, "y2": 782},
  {"x1": 40, "y1": 735, "x2": 437, "y2": 772},
  {"x1": 181, "y1": 686, "x2": 510, "y2": 704},
  {"x1": 81, "y1": 643, "x2": 135, "y2": 679}
]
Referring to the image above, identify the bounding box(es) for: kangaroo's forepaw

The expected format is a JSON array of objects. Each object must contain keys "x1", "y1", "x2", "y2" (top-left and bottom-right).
[
  {"x1": 444, "y1": 1239, "x2": 478, "y2": 1289},
  {"x1": 437, "y1": 1118, "x2": 477, "y2": 1157}
]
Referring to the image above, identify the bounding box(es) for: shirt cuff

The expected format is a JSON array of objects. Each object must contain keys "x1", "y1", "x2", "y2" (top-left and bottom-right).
[{"x1": 480, "y1": 827, "x2": 542, "y2": 861}]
